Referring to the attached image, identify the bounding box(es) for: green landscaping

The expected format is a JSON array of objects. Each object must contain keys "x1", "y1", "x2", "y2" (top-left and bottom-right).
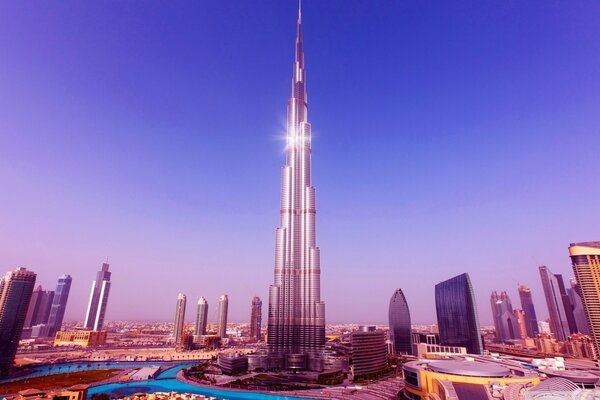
[{"x1": 0, "y1": 369, "x2": 121, "y2": 395}]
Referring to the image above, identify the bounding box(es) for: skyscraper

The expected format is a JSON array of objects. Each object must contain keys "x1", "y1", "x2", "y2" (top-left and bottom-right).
[
  {"x1": 84, "y1": 262, "x2": 111, "y2": 331},
  {"x1": 47, "y1": 274, "x2": 72, "y2": 336},
  {"x1": 250, "y1": 296, "x2": 262, "y2": 342},
  {"x1": 513, "y1": 309, "x2": 528, "y2": 339},
  {"x1": 435, "y1": 273, "x2": 483, "y2": 354},
  {"x1": 518, "y1": 285, "x2": 539, "y2": 338},
  {"x1": 195, "y1": 296, "x2": 208, "y2": 336},
  {"x1": 174, "y1": 293, "x2": 186, "y2": 345},
  {"x1": 538, "y1": 265, "x2": 571, "y2": 341},
  {"x1": 217, "y1": 294, "x2": 228, "y2": 338},
  {"x1": 23, "y1": 285, "x2": 54, "y2": 328},
  {"x1": 267, "y1": 1, "x2": 325, "y2": 372},
  {"x1": 569, "y1": 241, "x2": 600, "y2": 357},
  {"x1": 490, "y1": 291, "x2": 520, "y2": 342},
  {"x1": 568, "y1": 278, "x2": 589, "y2": 335},
  {"x1": 0, "y1": 267, "x2": 37, "y2": 376},
  {"x1": 388, "y1": 288, "x2": 412, "y2": 355}
]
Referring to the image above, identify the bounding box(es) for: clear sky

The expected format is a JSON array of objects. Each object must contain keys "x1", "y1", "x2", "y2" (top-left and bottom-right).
[{"x1": 1, "y1": 1, "x2": 599, "y2": 326}]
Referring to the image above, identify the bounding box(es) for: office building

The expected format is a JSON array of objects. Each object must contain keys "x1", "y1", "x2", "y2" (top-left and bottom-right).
[
  {"x1": 0, "y1": 267, "x2": 37, "y2": 376},
  {"x1": 174, "y1": 293, "x2": 186, "y2": 345},
  {"x1": 539, "y1": 265, "x2": 571, "y2": 341},
  {"x1": 266, "y1": 1, "x2": 325, "y2": 371},
  {"x1": 217, "y1": 294, "x2": 228, "y2": 338},
  {"x1": 84, "y1": 262, "x2": 111, "y2": 331},
  {"x1": 569, "y1": 241, "x2": 600, "y2": 358},
  {"x1": 351, "y1": 326, "x2": 388, "y2": 381},
  {"x1": 490, "y1": 291, "x2": 520, "y2": 342},
  {"x1": 568, "y1": 278, "x2": 589, "y2": 335},
  {"x1": 23, "y1": 285, "x2": 54, "y2": 329},
  {"x1": 195, "y1": 296, "x2": 208, "y2": 336},
  {"x1": 435, "y1": 273, "x2": 483, "y2": 354},
  {"x1": 250, "y1": 296, "x2": 262, "y2": 342},
  {"x1": 518, "y1": 285, "x2": 540, "y2": 338},
  {"x1": 47, "y1": 274, "x2": 72, "y2": 336},
  {"x1": 513, "y1": 309, "x2": 528, "y2": 339},
  {"x1": 388, "y1": 288, "x2": 412, "y2": 355}
]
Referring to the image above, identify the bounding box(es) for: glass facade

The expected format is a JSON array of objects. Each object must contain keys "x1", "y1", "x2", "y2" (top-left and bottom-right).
[
  {"x1": 0, "y1": 268, "x2": 37, "y2": 376},
  {"x1": 389, "y1": 288, "x2": 412, "y2": 355},
  {"x1": 47, "y1": 274, "x2": 72, "y2": 336},
  {"x1": 435, "y1": 273, "x2": 483, "y2": 354},
  {"x1": 518, "y1": 285, "x2": 540, "y2": 338}
]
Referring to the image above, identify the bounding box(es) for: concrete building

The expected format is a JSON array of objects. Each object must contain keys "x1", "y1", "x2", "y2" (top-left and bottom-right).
[
  {"x1": 350, "y1": 326, "x2": 388, "y2": 381},
  {"x1": 84, "y1": 262, "x2": 111, "y2": 331},
  {"x1": 0, "y1": 267, "x2": 37, "y2": 376},
  {"x1": 518, "y1": 284, "x2": 540, "y2": 338},
  {"x1": 47, "y1": 274, "x2": 72, "y2": 337},
  {"x1": 195, "y1": 296, "x2": 208, "y2": 336},
  {"x1": 250, "y1": 296, "x2": 262, "y2": 342},
  {"x1": 389, "y1": 288, "x2": 412, "y2": 355},
  {"x1": 569, "y1": 241, "x2": 600, "y2": 357},
  {"x1": 173, "y1": 293, "x2": 186, "y2": 345},
  {"x1": 54, "y1": 330, "x2": 107, "y2": 347},
  {"x1": 217, "y1": 294, "x2": 228, "y2": 338},
  {"x1": 568, "y1": 278, "x2": 590, "y2": 335},
  {"x1": 266, "y1": 1, "x2": 325, "y2": 371},
  {"x1": 435, "y1": 273, "x2": 483, "y2": 354}
]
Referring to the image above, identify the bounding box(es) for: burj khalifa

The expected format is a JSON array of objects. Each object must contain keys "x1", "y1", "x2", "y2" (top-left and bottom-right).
[{"x1": 267, "y1": 0, "x2": 325, "y2": 371}]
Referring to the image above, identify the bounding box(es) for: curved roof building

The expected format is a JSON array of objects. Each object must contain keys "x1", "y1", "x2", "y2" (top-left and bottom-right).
[{"x1": 389, "y1": 288, "x2": 412, "y2": 355}]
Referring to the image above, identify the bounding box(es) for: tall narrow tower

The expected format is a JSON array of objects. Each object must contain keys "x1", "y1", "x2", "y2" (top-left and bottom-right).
[
  {"x1": 84, "y1": 262, "x2": 111, "y2": 331},
  {"x1": 173, "y1": 293, "x2": 187, "y2": 345},
  {"x1": 47, "y1": 274, "x2": 72, "y2": 336},
  {"x1": 267, "y1": 0, "x2": 325, "y2": 371},
  {"x1": 217, "y1": 294, "x2": 228, "y2": 338},
  {"x1": 195, "y1": 296, "x2": 208, "y2": 336},
  {"x1": 250, "y1": 296, "x2": 262, "y2": 342}
]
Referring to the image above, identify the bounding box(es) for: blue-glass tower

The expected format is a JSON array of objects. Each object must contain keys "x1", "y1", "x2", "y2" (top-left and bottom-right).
[
  {"x1": 47, "y1": 274, "x2": 72, "y2": 336},
  {"x1": 389, "y1": 288, "x2": 412, "y2": 355},
  {"x1": 435, "y1": 273, "x2": 483, "y2": 354}
]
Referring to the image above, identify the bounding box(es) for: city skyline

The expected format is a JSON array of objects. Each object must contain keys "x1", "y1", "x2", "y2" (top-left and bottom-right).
[{"x1": 1, "y1": 1, "x2": 599, "y2": 325}]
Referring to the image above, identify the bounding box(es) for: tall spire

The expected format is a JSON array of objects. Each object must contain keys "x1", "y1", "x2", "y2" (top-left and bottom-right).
[{"x1": 293, "y1": 0, "x2": 305, "y2": 101}]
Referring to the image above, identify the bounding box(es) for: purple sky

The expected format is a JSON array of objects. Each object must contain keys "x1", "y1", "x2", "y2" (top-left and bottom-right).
[{"x1": 1, "y1": 1, "x2": 599, "y2": 325}]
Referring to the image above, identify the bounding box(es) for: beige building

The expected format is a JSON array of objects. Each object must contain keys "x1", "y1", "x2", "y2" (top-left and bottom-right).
[
  {"x1": 54, "y1": 330, "x2": 107, "y2": 347},
  {"x1": 569, "y1": 242, "x2": 600, "y2": 357}
]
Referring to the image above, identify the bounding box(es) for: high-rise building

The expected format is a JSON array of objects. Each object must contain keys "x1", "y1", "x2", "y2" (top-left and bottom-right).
[
  {"x1": 250, "y1": 296, "x2": 262, "y2": 342},
  {"x1": 267, "y1": 1, "x2": 325, "y2": 372},
  {"x1": 538, "y1": 265, "x2": 571, "y2": 341},
  {"x1": 23, "y1": 285, "x2": 54, "y2": 328},
  {"x1": 47, "y1": 274, "x2": 72, "y2": 336},
  {"x1": 173, "y1": 293, "x2": 186, "y2": 345},
  {"x1": 195, "y1": 296, "x2": 208, "y2": 336},
  {"x1": 435, "y1": 273, "x2": 483, "y2": 354},
  {"x1": 513, "y1": 309, "x2": 528, "y2": 339},
  {"x1": 518, "y1": 285, "x2": 539, "y2": 338},
  {"x1": 567, "y1": 278, "x2": 589, "y2": 335},
  {"x1": 217, "y1": 294, "x2": 228, "y2": 338},
  {"x1": 555, "y1": 273, "x2": 578, "y2": 335},
  {"x1": 84, "y1": 263, "x2": 111, "y2": 331},
  {"x1": 388, "y1": 288, "x2": 412, "y2": 355},
  {"x1": 0, "y1": 267, "x2": 37, "y2": 376},
  {"x1": 569, "y1": 241, "x2": 600, "y2": 357},
  {"x1": 490, "y1": 291, "x2": 520, "y2": 342}
]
